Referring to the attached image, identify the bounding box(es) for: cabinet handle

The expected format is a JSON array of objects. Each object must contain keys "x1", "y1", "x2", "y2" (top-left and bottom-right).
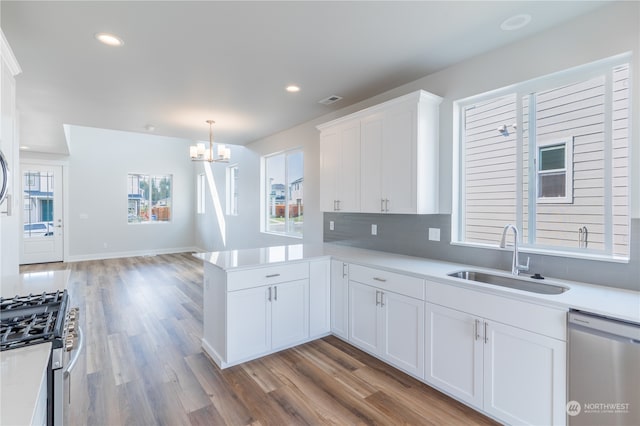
[
  {"x1": 274, "y1": 286, "x2": 278, "y2": 301},
  {"x1": 484, "y1": 321, "x2": 489, "y2": 344},
  {"x1": 380, "y1": 291, "x2": 385, "y2": 307},
  {"x1": 475, "y1": 319, "x2": 480, "y2": 341},
  {"x1": 336, "y1": 200, "x2": 341, "y2": 211},
  {"x1": 333, "y1": 200, "x2": 337, "y2": 211},
  {"x1": 373, "y1": 277, "x2": 387, "y2": 282},
  {"x1": 385, "y1": 199, "x2": 390, "y2": 212},
  {"x1": 375, "y1": 290, "x2": 380, "y2": 306},
  {"x1": 381, "y1": 199, "x2": 385, "y2": 212},
  {"x1": 268, "y1": 286, "x2": 272, "y2": 302},
  {"x1": 342, "y1": 263, "x2": 347, "y2": 278},
  {"x1": 265, "y1": 273, "x2": 281, "y2": 278}
]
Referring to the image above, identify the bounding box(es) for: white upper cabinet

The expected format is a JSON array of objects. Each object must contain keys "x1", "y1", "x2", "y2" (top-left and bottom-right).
[
  {"x1": 319, "y1": 121, "x2": 361, "y2": 212},
  {"x1": 318, "y1": 90, "x2": 442, "y2": 214}
]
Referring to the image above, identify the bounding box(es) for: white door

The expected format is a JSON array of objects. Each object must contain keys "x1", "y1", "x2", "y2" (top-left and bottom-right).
[
  {"x1": 227, "y1": 286, "x2": 270, "y2": 362},
  {"x1": 382, "y1": 104, "x2": 416, "y2": 213},
  {"x1": 319, "y1": 130, "x2": 340, "y2": 212},
  {"x1": 21, "y1": 164, "x2": 63, "y2": 264},
  {"x1": 483, "y1": 321, "x2": 566, "y2": 426},
  {"x1": 330, "y1": 260, "x2": 349, "y2": 339},
  {"x1": 380, "y1": 290, "x2": 424, "y2": 378},
  {"x1": 271, "y1": 279, "x2": 309, "y2": 350},
  {"x1": 348, "y1": 281, "x2": 379, "y2": 353},
  {"x1": 360, "y1": 113, "x2": 384, "y2": 212},
  {"x1": 424, "y1": 303, "x2": 483, "y2": 408}
]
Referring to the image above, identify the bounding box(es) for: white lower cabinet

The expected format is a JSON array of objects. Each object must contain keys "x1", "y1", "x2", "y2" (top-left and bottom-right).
[
  {"x1": 348, "y1": 266, "x2": 425, "y2": 379},
  {"x1": 228, "y1": 279, "x2": 309, "y2": 362},
  {"x1": 330, "y1": 260, "x2": 349, "y2": 339},
  {"x1": 203, "y1": 262, "x2": 316, "y2": 368},
  {"x1": 425, "y1": 289, "x2": 567, "y2": 426}
]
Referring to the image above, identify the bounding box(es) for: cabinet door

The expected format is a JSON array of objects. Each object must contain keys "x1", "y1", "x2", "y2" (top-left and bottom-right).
[
  {"x1": 381, "y1": 104, "x2": 417, "y2": 213},
  {"x1": 319, "y1": 130, "x2": 340, "y2": 211},
  {"x1": 483, "y1": 321, "x2": 566, "y2": 426},
  {"x1": 348, "y1": 281, "x2": 379, "y2": 353},
  {"x1": 425, "y1": 303, "x2": 483, "y2": 408},
  {"x1": 380, "y1": 291, "x2": 424, "y2": 378},
  {"x1": 271, "y1": 279, "x2": 309, "y2": 350},
  {"x1": 338, "y1": 122, "x2": 361, "y2": 212},
  {"x1": 227, "y1": 286, "x2": 270, "y2": 362},
  {"x1": 309, "y1": 260, "x2": 330, "y2": 337},
  {"x1": 330, "y1": 260, "x2": 349, "y2": 339},
  {"x1": 360, "y1": 113, "x2": 384, "y2": 212}
]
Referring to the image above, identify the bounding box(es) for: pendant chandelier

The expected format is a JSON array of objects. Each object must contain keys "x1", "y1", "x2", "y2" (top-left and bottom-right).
[{"x1": 189, "y1": 120, "x2": 230, "y2": 162}]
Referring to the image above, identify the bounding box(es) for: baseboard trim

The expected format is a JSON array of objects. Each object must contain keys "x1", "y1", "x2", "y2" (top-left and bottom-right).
[{"x1": 65, "y1": 246, "x2": 201, "y2": 263}]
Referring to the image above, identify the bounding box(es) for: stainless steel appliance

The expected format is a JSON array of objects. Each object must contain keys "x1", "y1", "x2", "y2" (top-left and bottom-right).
[
  {"x1": 0, "y1": 290, "x2": 82, "y2": 426},
  {"x1": 568, "y1": 310, "x2": 640, "y2": 425},
  {"x1": 0, "y1": 148, "x2": 9, "y2": 206}
]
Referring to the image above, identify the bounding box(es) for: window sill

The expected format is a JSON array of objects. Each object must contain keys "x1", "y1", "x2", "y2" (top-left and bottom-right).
[{"x1": 450, "y1": 241, "x2": 629, "y2": 264}]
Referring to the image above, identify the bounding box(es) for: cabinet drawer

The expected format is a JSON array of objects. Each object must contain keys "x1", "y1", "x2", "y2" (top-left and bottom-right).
[
  {"x1": 349, "y1": 264, "x2": 425, "y2": 300},
  {"x1": 227, "y1": 262, "x2": 309, "y2": 292},
  {"x1": 426, "y1": 280, "x2": 566, "y2": 340}
]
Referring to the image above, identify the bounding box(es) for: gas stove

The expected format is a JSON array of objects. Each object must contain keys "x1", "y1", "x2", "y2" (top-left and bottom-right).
[
  {"x1": 0, "y1": 290, "x2": 81, "y2": 426},
  {"x1": 0, "y1": 290, "x2": 68, "y2": 351}
]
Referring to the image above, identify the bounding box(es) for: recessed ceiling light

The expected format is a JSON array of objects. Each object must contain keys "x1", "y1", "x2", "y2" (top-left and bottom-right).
[
  {"x1": 144, "y1": 124, "x2": 156, "y2": 132},
  {"x1": 95, "y1": 32, "x2": 124, "y2": 47},
  {"x1": 20, "y1": 146, "x2": 29, "y2": 150},
  {"x1": 500, "y1": 14, "x2": 532, "y2": 31},
  {"x1": 286, "y1": 85, "x2": 301, "y2": 93}
]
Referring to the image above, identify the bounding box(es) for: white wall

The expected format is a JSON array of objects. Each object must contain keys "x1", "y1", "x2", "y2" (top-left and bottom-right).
[
  {"x1": 66, "y1": 126, "x2": 196, "y2": 260},
  {"x1": 199, "y1": 1, "x2": 639, "y2": 252}
]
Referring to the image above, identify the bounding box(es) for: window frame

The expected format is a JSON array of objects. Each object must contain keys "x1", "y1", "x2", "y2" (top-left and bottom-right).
[
  {"x1": 197, "y1": 173, "x2": 205, "y2": 215},
  {"x1": 261, "y1": 148, "x2": 304, "y2": 238},
  {"x1": 225, "y1": 164, "x2": 239, "y2": 216},
  {"x1": 452, "y1": 53, "x2": 631, "y2": 262},
  {"x1": 127, "y1": 173, "x2": 173, "y2": 224},
  {"x1": 536, "y1": 137, "x2": 574, "y2": 204}
]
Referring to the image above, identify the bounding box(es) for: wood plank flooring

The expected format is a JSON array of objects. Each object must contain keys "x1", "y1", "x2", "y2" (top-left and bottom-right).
[{"x1": 21, "y1": 254, "x2": 498, "y2": 426}]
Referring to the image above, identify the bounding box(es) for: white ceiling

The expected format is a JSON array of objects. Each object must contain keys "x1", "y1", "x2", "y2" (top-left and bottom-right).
[{"x1": 2, "y1": 1, "x2": 609, "y2": 155}]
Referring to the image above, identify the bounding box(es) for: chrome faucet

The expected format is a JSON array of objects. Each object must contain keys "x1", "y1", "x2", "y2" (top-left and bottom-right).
[{"x1": 499, "y1": 224, "x2": 530, "y2": 276}]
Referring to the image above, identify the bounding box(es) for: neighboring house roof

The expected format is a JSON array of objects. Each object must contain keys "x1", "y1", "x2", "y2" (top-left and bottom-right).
[{"x1": 24, "y1": 190, "x2": 53, "y2": 197}]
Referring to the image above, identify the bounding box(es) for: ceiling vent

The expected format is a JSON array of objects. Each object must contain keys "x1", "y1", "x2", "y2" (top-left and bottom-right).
[{"x1": 318, "y1": 95, "x2": 343, "y2": 105}]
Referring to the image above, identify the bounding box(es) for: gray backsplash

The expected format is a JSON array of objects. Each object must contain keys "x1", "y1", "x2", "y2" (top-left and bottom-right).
[{"x1": 323, "y1": 213, "x2": 640, "y2": 292}]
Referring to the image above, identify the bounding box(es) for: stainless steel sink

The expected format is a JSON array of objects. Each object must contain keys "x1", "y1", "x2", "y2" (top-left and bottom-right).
[{"x1": 447, "y1": 270, "x2": 569, "y2": 295}]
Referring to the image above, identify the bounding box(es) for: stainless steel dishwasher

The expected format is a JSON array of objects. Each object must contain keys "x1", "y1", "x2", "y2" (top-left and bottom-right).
[{"x1": 568, "y1": 310, "x2": 640, "y2": 426}]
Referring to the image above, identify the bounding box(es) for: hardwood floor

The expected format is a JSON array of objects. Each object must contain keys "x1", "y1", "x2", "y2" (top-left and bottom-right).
[{"x1": 21, "y1": 254, "x2": 498, "y2": 426}]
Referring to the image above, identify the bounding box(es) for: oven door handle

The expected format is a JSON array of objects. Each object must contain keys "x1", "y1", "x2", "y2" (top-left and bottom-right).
[{"x1": 63, "y1": 326, "x2": 83, "y2": 376}]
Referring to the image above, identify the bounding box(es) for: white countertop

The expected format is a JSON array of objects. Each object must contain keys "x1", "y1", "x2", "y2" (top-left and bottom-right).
[
  {"x1": 195, "y1": 243, "x2": 640, "y2": 324},
  {"x1": 1, "y1": 269, "x2": 70, "y2": 425},
  {"x1": 1, "y1": 269, "x2": 71, "y2": 298},
  {"x1": 0, "y1": 343, "x2": 52, "y2": 426}
]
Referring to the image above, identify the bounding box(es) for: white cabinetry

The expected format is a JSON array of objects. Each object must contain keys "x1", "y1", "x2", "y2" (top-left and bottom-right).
[
  {"x1": 319, "y1": 121, "x2": 360, "y2": 212},
  {"x1": 330, "y1": 259, "x2": 349, "y2": 339},
  {"x1": 203, "y1": 262, "x2": 313, "y2": 368},
  {"x1": 309, "y1": 260, "x2": 331, "y2": 338},
  {"x1": 0, "y1": 31, "x2": 21, "y2": 278},
  {"x1": 360, "y1": 91, "x2": 442, "y2": 213},
  {"x1": 348, "y1": 265, "x2": 425, "y2": 378},
  {"x1": 425, "y1": 281, "x2": 567, "y2": 426},
  {"x1": 317, "y1": 90, "x2": 442, "y2": 214}
]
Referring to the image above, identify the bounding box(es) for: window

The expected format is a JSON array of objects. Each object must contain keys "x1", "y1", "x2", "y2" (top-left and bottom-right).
[
  {"x1": 536, "y1": 138, "x2": 573, "y2": 203},
  {"x1": 263, "y1": 149, "x2": 303, "y2": 237},
  {"x1": 197, "y1": 173, "x2": 205, "y2": 214},
  {"x1": 127, "y1": 173, "x2": 172, "y2": 223},
  {"x1": 454, "y1": 57, "x2": 630, "y2": 260},
  {"x1": 226, "y1": 165, "x2": 239, "y2": 216}
]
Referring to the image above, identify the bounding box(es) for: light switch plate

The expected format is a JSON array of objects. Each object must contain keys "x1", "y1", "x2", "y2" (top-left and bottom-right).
[
  {"x1": 329, "y1": 221, "x2": 335, "y2": 231},
  {"x1": 429, "y1": 227, "x2": 441, "y2": 241},
  {"x1": 371, "y1": 224, "x2": 378, "y2": 235}
]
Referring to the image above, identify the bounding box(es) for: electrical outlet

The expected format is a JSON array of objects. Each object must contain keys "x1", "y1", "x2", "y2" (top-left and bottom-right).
[
  {"x1": 371, "y1": 224, "x2": 378, "y2": 236},
  {"x1": 428, "y1": 228, "x2": 441, "y2": 241},
  {"x1": 329, "y1": 220, "x2": 335, "y2": 231}
]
